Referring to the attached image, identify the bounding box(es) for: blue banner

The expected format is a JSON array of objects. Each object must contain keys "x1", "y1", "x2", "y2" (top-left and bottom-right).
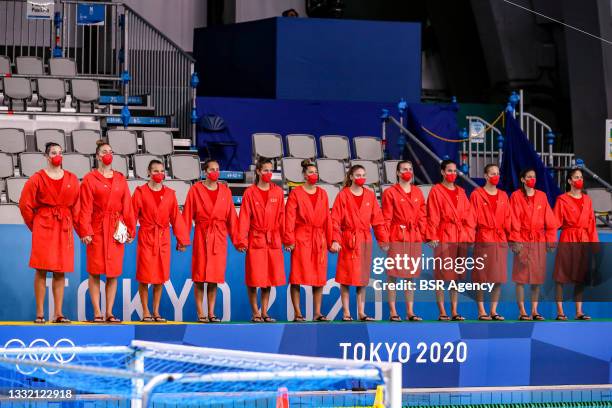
[{"x1": 77, "y1": 4, "x2": 105, "y2": 26}]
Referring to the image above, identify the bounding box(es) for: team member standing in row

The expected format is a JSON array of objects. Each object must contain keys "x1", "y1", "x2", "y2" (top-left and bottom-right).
[
  {"x1": 426, "y1": 160, "x2": 475, "y2": 321},
  {"x1": 132, "y1": 160, "x2": 191, "y2": 322},
  {"x1": 332, "y1": 164, "x2": 388, "y2": 322},
  {"x1": 79, "y1": 141, "x2": 136, "y2": 323},
  {"x1": 284, "y1": 160, "x2": 335, "y2": 322},
  {"x1": 509, "y1": 168, "x2": 559, "y2": 321},
  {"x1": 553, "y1": 168, "x2": 598, "y2": 320},
  {"x1": 470, "y1": 164, "x2": 511, "y2": 321},
  {"x1": 183, "y1": 159, "x2": 239, "y2": 322},
  {"x1": 20, "y1": 142, "x2": 81, "y2": 324},
  {"x1": 238, "y1": 158, "x2": 286, "y2": 322},
  {"x1": 382, "y1": 160, "x2": 426, "y2": 322}
]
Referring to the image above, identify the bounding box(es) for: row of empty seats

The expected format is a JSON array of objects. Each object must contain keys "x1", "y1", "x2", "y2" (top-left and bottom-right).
[{"x1": 282, "y1": 158, "x2": 404, "y2": 186}]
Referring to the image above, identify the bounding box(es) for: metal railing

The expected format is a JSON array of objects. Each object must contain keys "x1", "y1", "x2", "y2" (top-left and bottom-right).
[
  {"x1": 0, "y1": 0, "x2": 53, "y2": 62},
  {"x1": 462, "y1": 115, "x2": 503, "y2": 177}
]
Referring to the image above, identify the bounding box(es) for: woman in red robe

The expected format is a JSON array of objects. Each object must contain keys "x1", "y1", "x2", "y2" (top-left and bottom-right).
[
  {"x1": 237, "y1": 158, "x2": 285, "y2": 322},
  {"x1": 426, "y1": 159, "x2": 475, "y2": 321},
  {"x1": 381, "y1": 160, "x2": 426, "y2": 322},
  {"x1": 553, "y1": 168, "x2": 598, "y2": 320},
  {"x1": 183, "y1": 159, "x2": 239, "y2": 323},
  {"x1": 284, "y1": 160, "x2": 335, "y2": 322},
  {"x1": 469, "y1": 164, "x2": 511, "y2": 321},
  {"x1": 132, "y1": 159, "x2": 191, "y2": 322},
  {"x1": 331, "y1": 164, "x2": 388, "y2": 322},
  {"x1": 19, "y1": 142, "x2": 80, "y2": 324},
  {"x1": 509, "y1": 167, "x2": 559, "y2": 321},
  {"x1": 79, "y1": 140, "x2": 136, "y2": 323}
]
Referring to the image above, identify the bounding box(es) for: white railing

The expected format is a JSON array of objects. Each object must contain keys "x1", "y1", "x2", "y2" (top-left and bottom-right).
[{"x1": 462, "y1": 115, "x2": 503, "y2": 177}]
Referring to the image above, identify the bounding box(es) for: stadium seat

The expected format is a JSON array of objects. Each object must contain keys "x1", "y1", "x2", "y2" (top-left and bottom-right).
[
  {"x1": 49, "y1": 58, "x2": 77, "y2": 76},
  {"x1": 107, "y1": 130, "x2": 138, "y2": 155},
  {"x1": 587, "y1": 188, "x2": 612, "y2": 225},
  {"x1": 382, "y1": 184, "x2": 393, "y2": 192},
  {"x1": 71, "y1": 79, "x2": 99, "y2": 112},
  {"x1": 62, "y1": 154, "x2": 91, "y2": 179},
  {"x1": 6, "y1": 177, "x2": 27, "y2": 203},
  {"x1": 383, "y1": 160, "x2": 401, "y2": 184},
  {"x1": 286, "y1": 134, "x2": 317, "y2": 159},
  {"x1": 353, "y1": 136, "x2": 383, "y2": 161},
  {"x1": 134, "y1": 154, "x2": 164, "y2": 179},
  {"x1": 0, "y1": 204, "x2": 23, "y2": 224},
  {"x1": 252, "y1": 133, "x2": 283, "y2": 162},
  {"x1": 112, "y1": 154, "x2": 129, "y2": 178},
  {"x1": 0, "y1": 152, "x2": 14, "y2": 195},
  {"x1": 19, "y1": 153, "x2": 46, "y2": 177},
  {"x1": 350, "y1": 160, "x2": 380, "y2": 185},
  {"x1": 127, "y1": 178, "x2": 144, "y2": 194},
  {"x1": 281, "y1": 157, "x2": 304, "y2": 184},
  {"x1": 3, "y1": 77, "x2": 32, "y2": 110},
  {"x1": 71, "y1": 129, "x2": 101, "y2": 155},
  {"x1": 37, "y1": 78, "x2": 66, "y2": 112},
  {"x1": 35, "y1": 129, "x2": 66, "y2": 152},
  {"x1": 165, "y1": 180, "x2": 191, "y2": 207},
  {"x1": 0, "y1": 55, "x2": 10, "y2": 74},
  {"x1": 419, "y1": 184, "x2": 433, "y2": 200},
  {"x1": 169, "y1": 154, "x2": 201, "y2": 181},
  {"x1": 319, "y1": 135, "x2": 351, "y2": 161},
  {"x1": 142, "y1": 131, "x2": 173, "y2": 156},
  {"x1": 15, "y1": 56, "x2": 43, "y2": 75},
  {"x1": 318, "y1": 184, "x2": 340, "y2": 207},
  {"x1": 0, "y1": 128, "x2": 26, "y2": 154},
  {"x1": 316, "y1": 159, "x2": 345, "y2": 185}
]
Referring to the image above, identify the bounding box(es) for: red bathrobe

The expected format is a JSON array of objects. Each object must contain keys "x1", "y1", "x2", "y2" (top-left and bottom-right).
[
  {"x1": 284, "y1": 186, "x2": 333, "y2": 286},
  {"x1": 78, "y1": 170, "x2": 136, "y2": 278},
  {"x1": 132, "y1": 185, "x2": 191, "y2": 284},
  {"x1": 553, "y1": 193, "x2": 598, "y2": 284},
  {"x1": 426, "y1": 183, "x2": 476, "y2": 281},
  {"x1": 470, "y1": 187, "x2": 511, "y2": 283},
  {"x1": 331, "y1": 187, "x2": 388, "y2": 286},
  {"x1": 237, "y1": 184, "x2": 286, "y2": 287},
  {"x1": 382, "y1": 184, "x2": 427, "y2": 278},
  {"x1": 182, "y1": 182, "x2": 238, "y2": 283},
  {"x1": 509, "y1": 190, "x2": 559, "y2": 284},
  {"x1": 19, "y1": 170, "x2": 80, "y2": 272}
]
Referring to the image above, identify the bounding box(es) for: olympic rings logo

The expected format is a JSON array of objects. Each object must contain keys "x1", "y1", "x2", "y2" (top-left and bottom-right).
[{"x1": 3, "y1": 338, "x2": 76, "y2": 375}]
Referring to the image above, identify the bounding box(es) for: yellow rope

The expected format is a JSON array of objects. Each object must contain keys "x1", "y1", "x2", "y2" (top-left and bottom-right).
[{"x1": 421, "y1": 111, "x2": 505, "y2": 143}]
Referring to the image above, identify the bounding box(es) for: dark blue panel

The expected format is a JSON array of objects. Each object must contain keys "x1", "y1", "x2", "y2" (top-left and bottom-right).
[{"x1": 459, "y1": 322, "x2": 535, "y2": 339}]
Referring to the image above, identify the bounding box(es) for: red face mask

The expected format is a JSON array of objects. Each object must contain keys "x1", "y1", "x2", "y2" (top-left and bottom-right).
[
  {"x1": 207, "y1": 171, "x2": 220, "y2": 181},
  {"x1": 354, "y1": 177, "x2": 366, "y2": 187},
  {"x1": 261, "y1": 172, "x2": 273, "y2": 183},
  {"x1": 445, "y1": 173, "x2": 457, "y2": 183},
  {"x1": 306, "y1": 173, "x2": 318, "y2": 184},
  {"x1": 525, "y1": 178, "x2": 536, "y2": 188},
  {"x1": 572, "y1": 179, "x2": 584, "y2": 190},
  {"x1": 488, "y1": 175, "x2": 500, "y2": 186},
  {"x1": 101, "y1": 153, "x2": 113, "y2": 166},
  {"x1": 50, "y1": 155, "x2": 63, "y2": 167},
  {"x1": 400, "y1": 171, "x2": 413, "y2": 182},
  {"x1": 152, "y1": 173, "x2": 165, "y2": 184}
]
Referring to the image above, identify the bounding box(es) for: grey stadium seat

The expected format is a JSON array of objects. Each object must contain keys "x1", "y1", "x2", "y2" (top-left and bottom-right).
[
  {"x1": 286, "y1": 134, "x2": 317, "y2": 159},
  {"x1": 353, "y1": 136, "x2": 383, "y2": 161},
  {"x1": 383, "y1": 160, "x2": 401, "y2": 184},
  {"x1": 15, "y1": 56, "x2": 43, "y2": 75},
  {"x1": 71, "y1": 79, "x2": 99, "y2": 112},
  {"x1": 169, "y1": 154, "x2": 201, "y2": 181},
  {"x1": 0, "y1": 128, "x2": 26, "y2": 154},
  {"x1": 0, "y1": 153, "x2": 14, "y2": 194},
  {"x1": 165, "y1": 180, "x2": 191, "y2": 207},
  {"x1": 107, "y1": 130, "x2": 138, "y2": 155},
  {"x1": 350, "y1": 160, "x2": 380, "y2": 185},
  {"x1": 3, "y1": 77, "x2": 32, "y2": 110},
  {"x1": 316, "y1": 159, "x2": 345, "y2": 185},
  {"x1": 281, "y1": 157, "x2": 304, "y2": 184},
  {"x1": 35, "y1": 129, "x2": 66, "y2": 152},
  {"x1": 252, "y1": 133, "x2": 283, "y2": 162},
  {"x1": 0, "y1": 56, "x2": 10, "y2": 74},
  {"x1": 49, "y1": 58, "x2": 77, "y2": 76},
  {"x1": 0, "y1": 204, "x2": 23, "y2": 224},
  {"x1": 6, "y1": 177, "x2": 28, "y2": 203},
  {"x1": 419, "y1": 184, "x2": 434, "y2": 201},
  {"x1": 62, "y1": 154, "x2": 91, "y2": 179},
  {"x1": 38, "y1": 78, "x2": 66, "y2": 112},
  {"x1": 19, "y1": 153, "x2": 46, "y2": 177},
  {"x1": 71, "y1": 129, "x2": 100, "y2": 155},
  {"x1": 112, "y1": 154, "x2": 129, "y2": 178},
  {"x1": 587, "y1": 188, "x2": 612, "y2": 213},
  {"x1": 142, "y1": 131, "x2": 173, "y2": 156},
  {"x1": 127, "y1": 178, "x2": 144, "y2": 195},
  {"x1": 134, "y1": 154, "x2": 164, "y2": 180},
  {"x1": 319, "y1": 135, "x2": 351, "y2": 161},
  {"x1": 318, "y1": 184, "x2": 340, "y2": 208}
]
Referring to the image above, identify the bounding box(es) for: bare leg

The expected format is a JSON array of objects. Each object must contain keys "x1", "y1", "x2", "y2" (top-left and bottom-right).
[
  {"x1": 476, "y1": 290, "x2": 487, "y2": 317},
  {"x1": 152, "y1": 284, "x2": 163, "y2": 317},
  {"x1": 436, "y1": 289, "x2": 447, "y2": 318},
  {"x1": 356, "y1": 286, "x2": 367, "y2": 319},
  {"x1": 34, "y1": 270, "x2": 47, "y2": 319},
  {"x1": 555, "y1": 282, "x2": 565, "y2": 317},
  {"x1": 260, "y1": 287, "x2": 271, "y2": 318},
  {"x1": 290, "y1": 284, "x2": 302, "y2": 318},
  {"x1": 247, "y1": 286, "x2": 260, "y2": 318},
  {"x1": 138, "y1": 283, "x2": 151, "y2": 318},
  {"x1": 490, "y1": 283, "x2": 502, "y2": 317},
  {"x1": 313, "y1": 286, "x2": 324, "y2": 318},
  {"x1": 387, "y1": 276, "x2": 398, "y2": 318},
  {"x1": 88, "y1": 273, "x2": 102, "y2": 319},
  {"x1": 207, "y1": 283, "x2": 218, "y2": 317},
  {"x1": 530, "y1": 284, "x2": 540, "y2": 316},
  {"x1": 405, "y1": 279, "x2": 417, "y2": 319},
  {"x1": 105, "y1": 277, "x2": 118, "y2": 318},
  {"x1": 51, "y1": 273, "x2": 65, "y2": 320},
  {"x1": 194, "y1": 282, "x2": 205, "y2": 318},
  {"x1": 450, "y1": 288, "x2": 459, "y2": 317},
  {"x1": 340, "y1": 284, "x2": 351, "y2": 319},
  {"x1": 574, "y1": 284, "x2": 585, "y2": 317},
  {"x1": 516, "y1": 284, "x2": 527, "y2": 317}
]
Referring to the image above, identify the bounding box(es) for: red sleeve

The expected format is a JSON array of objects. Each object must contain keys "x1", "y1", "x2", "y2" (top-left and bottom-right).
[
  {"x1": 544, "y1": 201, "x2": 560, "y2": 244},
  {"x1": 381, "y1": 189, "x2": 393, "y2": 226},
  {"x1": 70, "y1": 177, "x2": 83, "y2": 238},
  {"x1": 278, "y1": 190, "x2": 286, "y2": 240},
  {"x1": 131, "y1": 187, "x2": 142, "y2": 224},
  {"x1": 170, "y1": 193, "x2": 191, "y2": 246},
  {"x1": 370, "y1": 196, "x2": 388, "y2": 244},
  {"x1": 330, "y1": 191, "x2": 344, "y2": 243},
  {"x1": 417, "y1": 189, "x2": 427, "y2": 239},
  {"x1": 503, "y1": 195, "x2": 512, "y2": 239},
  {"x1": 182, "y1": 186, "x2": 195, "y2": 235},
  {"x1": 237, "y1": 190, "x2": 252, "y2": 249},
  {"x1": 283, "y1": 191, "x2": 297, "y2": 246},
  {"x1": 324, "y1": 195, "x2": 333, "y2": 249},
  {"x1": 426, "y1": 188, "x2": 441, "y2": 241},
  {"x1": 553, "y1": 199, "x2": 564, "y2": 228},
  {"x1": 78, "y1": 177, "x2": 95, "y2": 237},
  {"x1": 509, "y1": 193, "x2": 522, "y2": 242},
  {"x1": 463, "y1": 193, "x2": 476, "y2": 242},
  {"x1": 226, "y1": 198, "x2": 240, "y2": 248},
  {"x1": 18, "y1": 176, "x2": 39, "y2": 231},
  {"x1": 122, "y1": 180, "x2": 136, "y2": 238}
]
